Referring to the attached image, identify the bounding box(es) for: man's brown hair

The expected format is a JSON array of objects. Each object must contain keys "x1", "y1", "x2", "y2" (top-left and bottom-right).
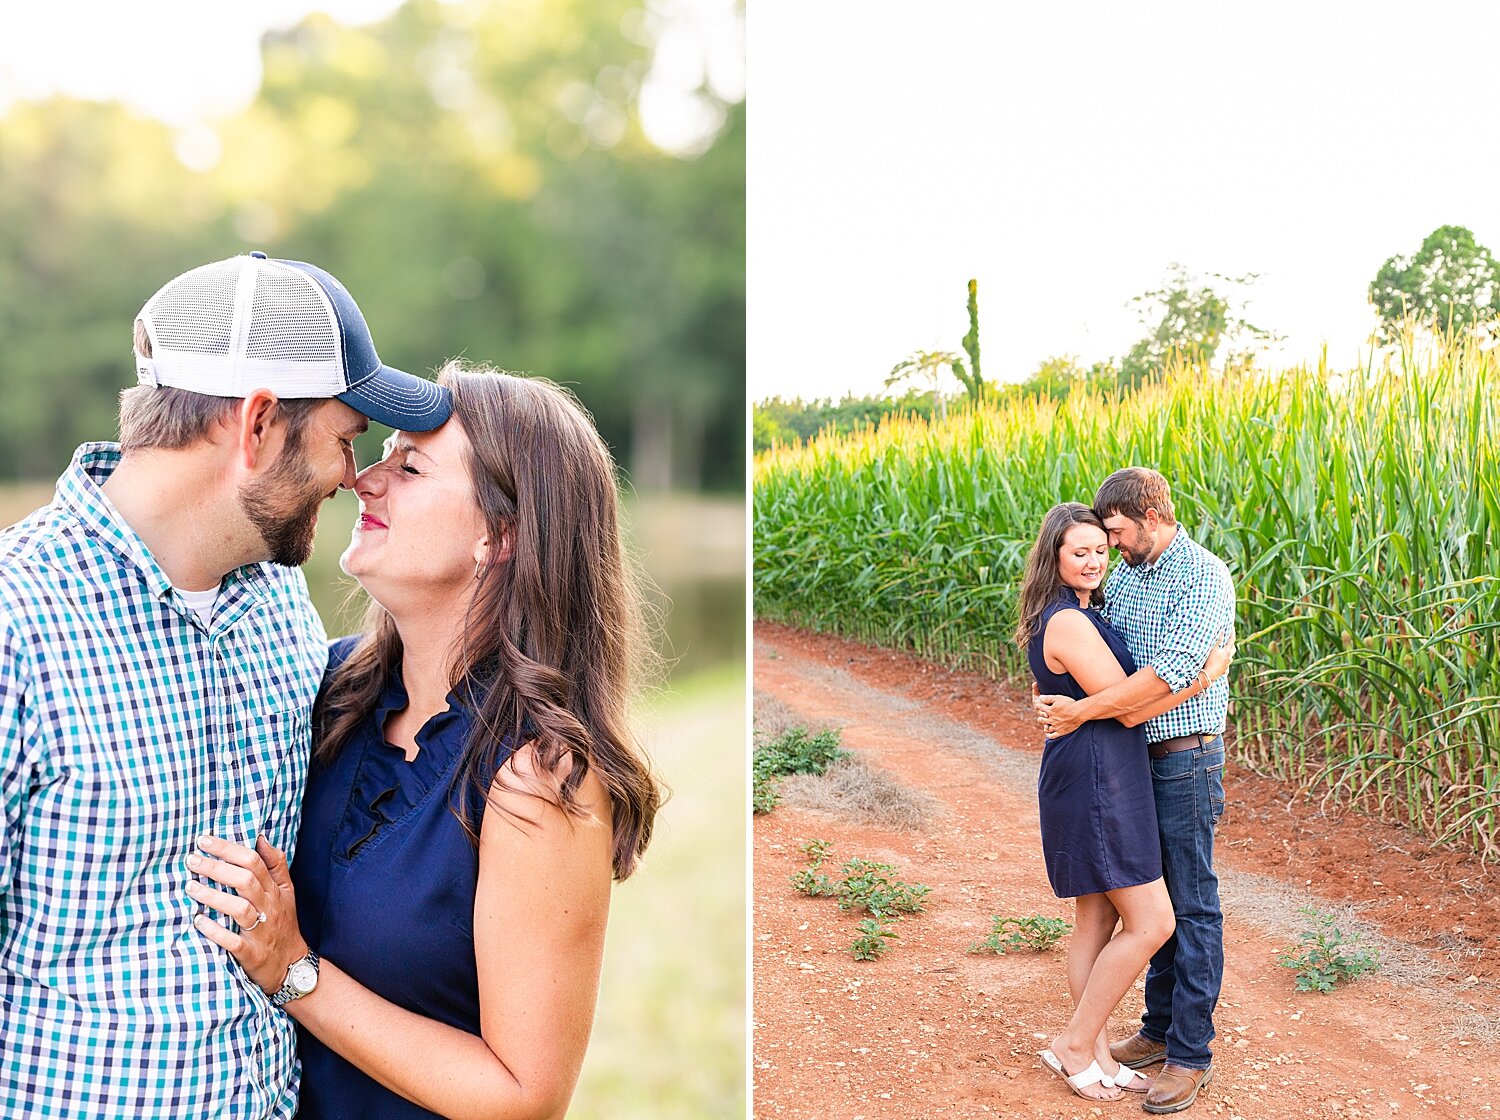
[{"x1": 1093, "y1": 466, "x2": 1177, "y2": 525}]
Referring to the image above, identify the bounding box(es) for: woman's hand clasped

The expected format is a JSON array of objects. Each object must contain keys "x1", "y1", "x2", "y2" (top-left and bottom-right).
[{"x1": 186, "y1": 834, "x2": 309, "y2": 997}]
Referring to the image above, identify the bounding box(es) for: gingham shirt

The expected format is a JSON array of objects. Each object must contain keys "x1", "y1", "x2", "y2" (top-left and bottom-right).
[
  {"x1": 0, "y1": 443, "x2": 327, "y2": 1118},
  {"x1": 1101, "y1": 526, "x2": 1235, "y2": 744}
]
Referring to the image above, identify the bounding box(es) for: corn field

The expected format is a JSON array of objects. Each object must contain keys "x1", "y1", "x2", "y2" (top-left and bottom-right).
[{"x1": 754, "y1": 342, "x2": 1500, "y2": 856}]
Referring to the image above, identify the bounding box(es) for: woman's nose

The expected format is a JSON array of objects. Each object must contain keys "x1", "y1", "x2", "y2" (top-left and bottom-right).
[{"x1": 353, "y1": 461, "x2": 386, "y2": 499}]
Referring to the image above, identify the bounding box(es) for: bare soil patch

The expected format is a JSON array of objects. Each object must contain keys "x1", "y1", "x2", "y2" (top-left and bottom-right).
[{"x1": 752, "y1": 621, "x2": 1500, "y2": 1120}]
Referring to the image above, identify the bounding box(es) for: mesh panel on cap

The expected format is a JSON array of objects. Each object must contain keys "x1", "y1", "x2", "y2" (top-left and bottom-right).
[
  {"x1": 245, "y1": 271, "x2": 338, "y2": 362},
  {"x1": 148, "y1": 259, "x2": 240, "y2": 355}
]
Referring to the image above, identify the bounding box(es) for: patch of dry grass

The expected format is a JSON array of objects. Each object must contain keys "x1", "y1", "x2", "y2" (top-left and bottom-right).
[
  {"x1": 777, "y1": 755, "x2": 941, "y2": 832},
  {"x1": 753, "y1": 690, "x2": 840, "y2": 744},
  {"x1": 1449, "y1": 1011, "x2": 1500, "y2": 1043},
  {"x1": 753, "y1": 690, "x2": 937, "y2": 831}
]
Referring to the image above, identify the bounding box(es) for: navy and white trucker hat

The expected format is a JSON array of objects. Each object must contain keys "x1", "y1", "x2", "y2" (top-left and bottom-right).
[{"x1": 134, "y1": 251, "x2": 452, "y2": 431}]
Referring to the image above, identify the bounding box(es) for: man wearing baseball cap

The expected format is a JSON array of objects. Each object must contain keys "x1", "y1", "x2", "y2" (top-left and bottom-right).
[{"x1": 0, "y1": 253, "x2": 452, "y2": 1118}]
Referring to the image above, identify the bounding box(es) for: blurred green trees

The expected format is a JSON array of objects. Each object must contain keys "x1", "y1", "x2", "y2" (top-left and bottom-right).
[
  {"x1": 0, "y1": 0, "x2": 743, "y2": 491},
  {"x1": 751, "y1": 390, "x2": 936, "y2": 451}
]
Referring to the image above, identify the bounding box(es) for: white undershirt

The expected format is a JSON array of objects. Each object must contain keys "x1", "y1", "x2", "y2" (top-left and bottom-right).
[{"x1": 173, "y1": 585, "x2": 219, "y2": 629}]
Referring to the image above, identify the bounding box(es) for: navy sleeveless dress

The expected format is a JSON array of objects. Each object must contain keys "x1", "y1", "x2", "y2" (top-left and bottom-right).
[
  {"x1": 290, "y1": 637, "x2": 515, "y2": 1119},
  {"x1": 1028, "y1": 590, "x2": 1161, "y2": 898}
]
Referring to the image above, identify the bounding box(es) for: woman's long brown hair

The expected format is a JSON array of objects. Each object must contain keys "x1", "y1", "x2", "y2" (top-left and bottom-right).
[
  {"x1": 1012, "y1": 502, "x2": 1107, "y2": 649},
  {"x1": 313, "y1": 361, "x2": 661, "y2": 880}
]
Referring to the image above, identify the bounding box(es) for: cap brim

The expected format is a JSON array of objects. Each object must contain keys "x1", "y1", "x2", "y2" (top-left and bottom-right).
[{"x1": 337, "y1": 365, "x2": 453, "y2": 431}]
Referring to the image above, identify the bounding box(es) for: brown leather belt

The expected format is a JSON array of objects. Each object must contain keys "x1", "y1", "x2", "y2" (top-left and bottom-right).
[{"x1": 1147, "y1": 731, "x2": 1223, "y2": 759}]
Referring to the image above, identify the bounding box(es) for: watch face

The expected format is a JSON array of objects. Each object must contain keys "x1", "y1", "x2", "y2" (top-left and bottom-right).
[{"x1": 289, "y1": 960, "x2": 318, "y2": 993}]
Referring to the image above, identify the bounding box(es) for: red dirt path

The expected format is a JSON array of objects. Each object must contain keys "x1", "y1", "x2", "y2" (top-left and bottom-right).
[{"x1": 752, "y1": 621, "x2": 1500, "y2": 1120}]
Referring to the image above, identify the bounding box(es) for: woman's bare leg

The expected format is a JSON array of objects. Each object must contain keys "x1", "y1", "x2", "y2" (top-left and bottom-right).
[
  {"x1": 1054, "y1": 893, "x2": 1122, "y2": 1101},
  {"x1": 1049, "y1": 879, "x2": 1174, "y2": 1097}
]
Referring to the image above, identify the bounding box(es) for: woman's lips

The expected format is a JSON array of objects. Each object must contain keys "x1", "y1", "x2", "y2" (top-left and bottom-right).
[{"x1": 358, "y1": 513, "x2": 388, "y2": 530}]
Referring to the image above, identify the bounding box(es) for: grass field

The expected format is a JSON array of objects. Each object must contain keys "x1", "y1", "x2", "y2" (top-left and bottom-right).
[{"x1": 572, "y1": 666, "x2": 747, "y2": 1118}]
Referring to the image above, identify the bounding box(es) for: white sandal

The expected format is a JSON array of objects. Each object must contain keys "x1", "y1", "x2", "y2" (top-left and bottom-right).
[
  {"x1": 1110, "y1": 1064, "x2": 1152, "y2": 1094},
  {"x1": 1038, "y1": 1050, "x2": 1120, "y2": 1099}
]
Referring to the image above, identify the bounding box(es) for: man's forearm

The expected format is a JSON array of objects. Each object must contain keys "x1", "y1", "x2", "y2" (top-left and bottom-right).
[{"x1": 1071, "y1": 667, "x2": 1172, "y2": 721}]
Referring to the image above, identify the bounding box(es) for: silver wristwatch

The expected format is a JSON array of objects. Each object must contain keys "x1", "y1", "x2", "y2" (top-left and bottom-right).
[{"x1": 270, "y1": 950, "x2": 320, "y2": 1007}]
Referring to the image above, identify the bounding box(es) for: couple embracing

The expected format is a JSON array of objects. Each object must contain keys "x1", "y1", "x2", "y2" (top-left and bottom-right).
[
  {"x1": 1018, "y1": 468, "x2": 1235, "y2": 1115},
  {"x1": 0, "y1": 254, "x2": 658, "y2": 1118}
]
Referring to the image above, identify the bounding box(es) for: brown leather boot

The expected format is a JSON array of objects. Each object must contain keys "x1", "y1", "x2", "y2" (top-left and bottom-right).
[
  {"x1": 1109, "y1": 1032, "x2": 1167, "y2": 1070},
  {"x1": 1143, "y1": 1063, "x2": 1213, "y2": 1114}
]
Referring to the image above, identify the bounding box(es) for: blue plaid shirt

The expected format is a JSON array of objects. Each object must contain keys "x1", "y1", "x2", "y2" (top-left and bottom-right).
[
  {"x1": 1101, "y1": 526, "x2": 1235, "y2": 743},
  {"x1": 0, "y1": 444, "x2": 327, "y2": 1118}
]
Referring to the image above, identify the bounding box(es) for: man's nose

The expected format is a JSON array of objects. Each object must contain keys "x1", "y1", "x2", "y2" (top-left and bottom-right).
[{"x1": 338, "y1": 446, "x2": 358, "y2": 491}]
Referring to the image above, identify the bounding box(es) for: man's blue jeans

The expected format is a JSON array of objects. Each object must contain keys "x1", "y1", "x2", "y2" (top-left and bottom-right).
[{"x1": 1138, "y1": 737, "x2": 1225, "y2": 1070}]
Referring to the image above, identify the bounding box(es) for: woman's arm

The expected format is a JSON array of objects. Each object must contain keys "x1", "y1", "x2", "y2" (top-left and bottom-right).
[
  {"x1": 1041, "y1": 608, "x2": 1128, "y2": 699},
  {"x1": 189, "y1": 747, "x2": 613, "y2": 1120}
]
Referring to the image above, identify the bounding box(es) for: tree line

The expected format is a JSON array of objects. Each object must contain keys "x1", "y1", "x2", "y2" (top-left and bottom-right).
[
  {"x1": 755, "y1": 223, "x2": 1499, "y2": 451},
  {"x1": 0, "y1": 0, "x2": 744, "y2": 492}
]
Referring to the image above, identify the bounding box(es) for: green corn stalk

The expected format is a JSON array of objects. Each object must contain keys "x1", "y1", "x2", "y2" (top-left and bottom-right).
[{"x1": 754, "y1": 338, "x2": 1500, "y2": 855}]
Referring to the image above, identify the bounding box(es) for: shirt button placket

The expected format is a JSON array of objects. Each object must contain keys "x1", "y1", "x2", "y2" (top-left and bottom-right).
[{"x1": 211, "y1": 638, "x2": 242, "y2": 847}]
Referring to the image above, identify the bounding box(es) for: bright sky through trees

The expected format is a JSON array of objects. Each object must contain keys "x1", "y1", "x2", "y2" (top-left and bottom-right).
[{"x1": 0, "y1": 0, "x2": 740, "y2": 154}]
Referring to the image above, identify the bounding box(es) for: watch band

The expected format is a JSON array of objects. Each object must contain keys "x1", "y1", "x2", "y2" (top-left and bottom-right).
[{"x1": 270, "y1": 949, "x2": 320, "y2": 1008}]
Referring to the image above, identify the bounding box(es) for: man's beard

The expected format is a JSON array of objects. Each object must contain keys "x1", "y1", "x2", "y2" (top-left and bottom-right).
[
  {"x1": 1118, "y1": 530, "x2": 1155, "y2": 568},
  {"x1": 239, "y1": 447, "x2": 327, "y2": 568}
]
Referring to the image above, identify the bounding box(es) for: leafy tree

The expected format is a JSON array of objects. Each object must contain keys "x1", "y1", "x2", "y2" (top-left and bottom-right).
[
  {"x1": 1369, "y1": 224, "x2": 1500, "y2": 345},
  {"x1": 1119, "y1": 264, "x2": 1275, "y2": 388},
  {"x1": 886, "y1": 350, "x2": 964, "y2": 420},
  {"x1": 752, "y1": 406, "x2": 796, "y2": 452}
]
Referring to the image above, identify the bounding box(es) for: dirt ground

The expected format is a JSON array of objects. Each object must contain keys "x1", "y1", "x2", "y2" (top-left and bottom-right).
[{"x1": 751, "y1": 621, "x2": 1500, "y2": 1120}]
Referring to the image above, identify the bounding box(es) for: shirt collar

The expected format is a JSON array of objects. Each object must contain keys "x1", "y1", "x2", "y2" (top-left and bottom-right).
[
  {"x1": 56, "y1": 442, "x2": 173, "y2": 600},
  {"x1": 55, "y1": 441, "x2": 273, "y2": 609},
  {"x1": 372, "y1": 661, "x2": 475, "y2": 742},
  {"x1": 1136, "y1": 524, "x2": 1192, "y2": 576}
]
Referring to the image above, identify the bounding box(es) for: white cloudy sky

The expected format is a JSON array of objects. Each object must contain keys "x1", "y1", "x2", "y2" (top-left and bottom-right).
[{"x1": 748, "y1": 0, "x2": 1500, "y2": 400}]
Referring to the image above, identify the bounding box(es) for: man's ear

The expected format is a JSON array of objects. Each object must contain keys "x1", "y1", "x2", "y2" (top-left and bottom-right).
[{"x1": 233, "y1": 389, "x2": 284, "y2": 471}]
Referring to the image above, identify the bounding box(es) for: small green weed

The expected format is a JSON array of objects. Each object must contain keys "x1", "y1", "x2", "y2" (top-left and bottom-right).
[
  {"x1": 755, "y1": 727, "x2": 845, "y2": 779},
  {"x1": 752, "y1": 772, "x2": 780, "y2": 815},
  {"x1": 968, "y1": 914, "x2": 1072, "y2": 955},
  {"x1": 799, "y1": 838, "x2": 834, "y2": 864},
  {"x1": 1277, "y1": 908, "x2": 1380, "y2": 993},
  {"x1": 835, "y1": 858, "x2": 931, "y2": 918},
  {"x1": 752, "y1": 727, "x2": 846, "y2": 815},
  {"x1": 789, "y1": 840, "x2": 930, "y2": 960},
  {"x1": 850, "y1": 918, "x2": 899, "y2": 961}
]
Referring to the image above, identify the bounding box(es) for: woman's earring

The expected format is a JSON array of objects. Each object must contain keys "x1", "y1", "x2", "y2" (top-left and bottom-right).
[{"x1": 474, "y1": 561, "x2": 487, "y2": 582}]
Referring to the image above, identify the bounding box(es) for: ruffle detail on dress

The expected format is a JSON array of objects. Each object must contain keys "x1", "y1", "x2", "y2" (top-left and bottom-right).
[{"x1": 338, "y1": 670, "x2": 472, "y2": 860}]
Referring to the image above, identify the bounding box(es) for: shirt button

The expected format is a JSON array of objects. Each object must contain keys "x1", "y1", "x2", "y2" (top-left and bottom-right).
[{"x1": 221, "y1": 750, "x2": 237, "y2": 767}]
